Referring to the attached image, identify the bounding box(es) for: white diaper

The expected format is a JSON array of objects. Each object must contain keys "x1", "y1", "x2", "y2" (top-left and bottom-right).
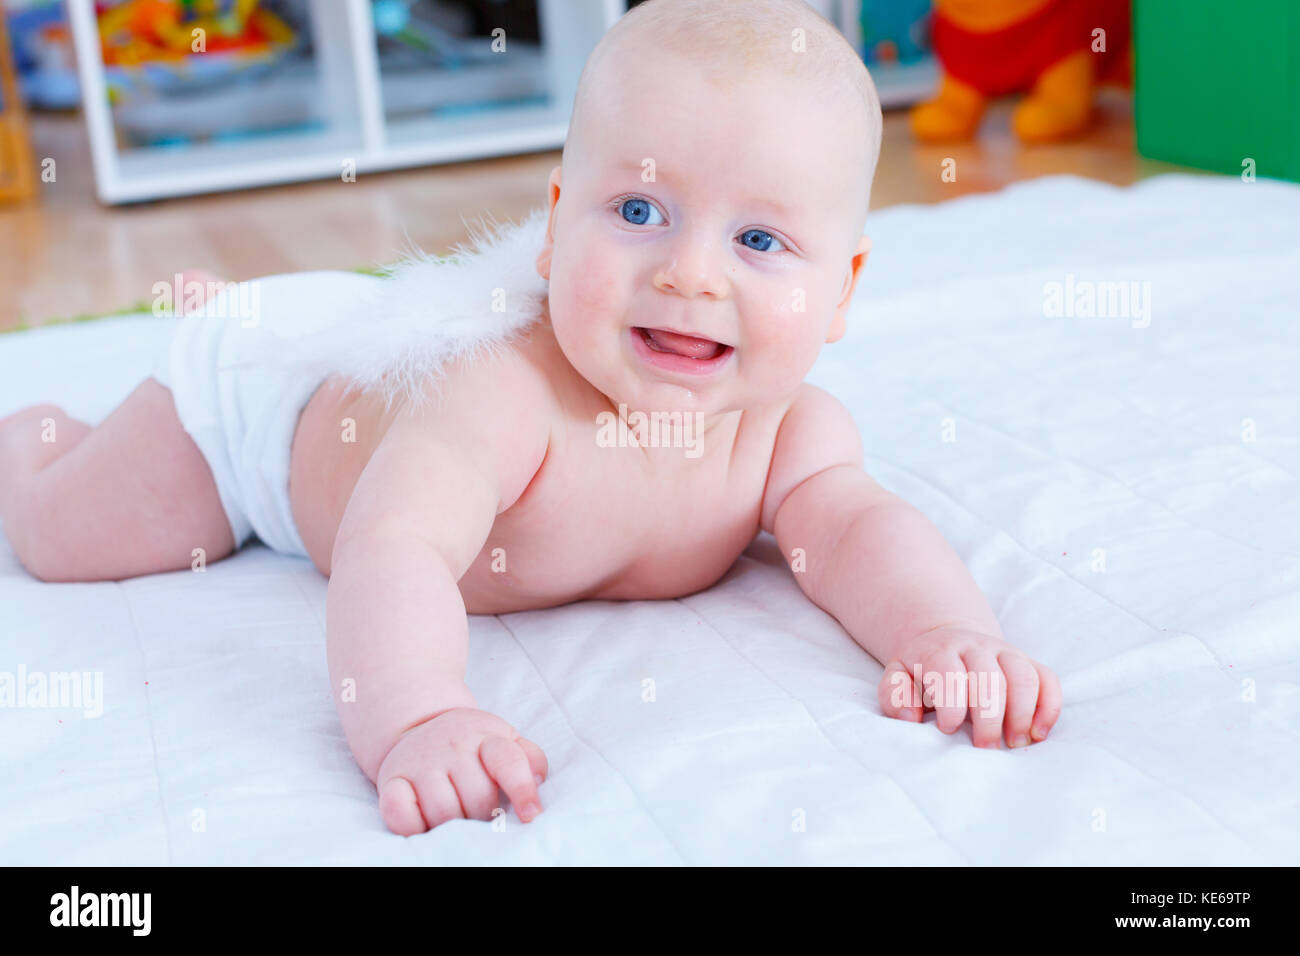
[{"x1": 151, "y1": 271, "x2": 381, "y2": 558}]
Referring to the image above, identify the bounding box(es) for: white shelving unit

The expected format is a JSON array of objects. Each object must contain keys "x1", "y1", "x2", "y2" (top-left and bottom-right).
[{"x1": 68, "y1": 0, "x2": 626, "y2": 204}]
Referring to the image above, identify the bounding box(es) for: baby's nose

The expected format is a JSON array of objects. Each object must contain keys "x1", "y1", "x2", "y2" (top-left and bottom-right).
[{"x1": 654, "y1": 246, "x2": 730, "y2": 299}]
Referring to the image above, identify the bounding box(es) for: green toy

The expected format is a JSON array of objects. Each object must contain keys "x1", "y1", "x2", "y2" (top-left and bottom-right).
[{"x1": 1135, "y1": 0, "x2": 1300, "y2": 183}]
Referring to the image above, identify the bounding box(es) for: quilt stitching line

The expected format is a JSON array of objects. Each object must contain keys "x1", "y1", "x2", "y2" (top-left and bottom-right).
[
  {"x1": 1091, "y1": 393, "x2": 1300, "y2": 486},
  {"x1": 118, "y1": 582, "x2": 173, "y2": 865},
  {"x1": 1015, "y1": 342, "x2": 1300, "y2": 487},
  {"x1": 868, "y1": 458, "x2": 1238, "y2": 678},
  {"x1": 854, "y1": 244, "x2": 1300, "y2": 487},
  {"x1": 495, "y1": 614, "x2": 689, "y2": 865},
  {"x1": 927, "y1": 402, "x2": 1298, "y2": 562},
  {"x1": 1076, "y1": 738, "x2": 1266, "y2": 862},
  {"x1": 676, "y1": 596, "x2": 976, "y2": 866}
]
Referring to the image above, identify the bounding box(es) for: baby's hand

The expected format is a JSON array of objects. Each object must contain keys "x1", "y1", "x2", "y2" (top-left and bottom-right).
[
  {"x1": 877, "y1": 626, "x2": 1062, "y2": 749},
  {"x1": 376, "y1": 708, "x2": 548, "y2": 835}
]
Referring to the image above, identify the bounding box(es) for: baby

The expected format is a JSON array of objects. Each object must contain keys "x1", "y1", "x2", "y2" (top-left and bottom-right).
[{"x1": 0, "y1": 0, "x2": 1059, "y2": 835}]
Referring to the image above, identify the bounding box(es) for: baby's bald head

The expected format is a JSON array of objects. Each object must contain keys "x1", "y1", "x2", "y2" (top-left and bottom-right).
[
  {"x1": 563, "y1": 0, "x2": 882, "y2": 237},
  {"x1": 537, "y1": 0, "x2": 883, "y2": 418}
]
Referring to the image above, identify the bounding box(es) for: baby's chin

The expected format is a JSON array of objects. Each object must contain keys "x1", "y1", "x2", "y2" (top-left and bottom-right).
[
  {"x1": 589, "y1": 365, "x2": 740, "y2": 420},
  {"x1": 617, "y1": 381, "x2": 732, "y2": 416}
]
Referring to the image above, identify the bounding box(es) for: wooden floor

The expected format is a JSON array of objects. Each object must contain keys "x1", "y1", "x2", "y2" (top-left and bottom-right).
[{"x1": 1, "y1": 90, "x2": 1190, "y2": 331}]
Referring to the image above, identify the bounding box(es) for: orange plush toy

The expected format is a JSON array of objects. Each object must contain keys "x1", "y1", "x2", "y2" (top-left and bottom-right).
[{"x1": 911, "y1": 0, "x2": 1131, "y2": 143}]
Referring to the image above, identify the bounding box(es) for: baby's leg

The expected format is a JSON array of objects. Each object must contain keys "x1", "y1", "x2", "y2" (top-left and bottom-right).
[{"x1": 0, "y1": 379, "x2": 234, "y2": 581}]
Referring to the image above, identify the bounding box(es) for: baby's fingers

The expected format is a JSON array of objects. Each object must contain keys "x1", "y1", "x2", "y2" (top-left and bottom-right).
[
  {"x1": 997, "y1": 651, "x2": 1039, "y2": 748},
  {"x1": 516, "y1": 735, "x2": 549, "y2": 784},
  {"x1": 480, "y1": 735, "x2": 544, "y2": 822},
  {"x1": 379, "y1": 773, "x2": 462, "y2": 835},
  {"x1": 963, "y1": 651, "x2": 1007, "y2": 748},
  {"x1": 1030, "y1": 661, "x2": 1063, "y2": 742},
  {"x1": 378, "y1": 776, "x2": 426, "y2": 836},
  {"x1": 878, "y1": 660, "x2": 922, "y2": 722},
  {"x1": 449, "y1": 758, "x2": 501, "y2": 821},
  {"x1": 924, "y1": 653, "x2": 969, "y2": 734}
]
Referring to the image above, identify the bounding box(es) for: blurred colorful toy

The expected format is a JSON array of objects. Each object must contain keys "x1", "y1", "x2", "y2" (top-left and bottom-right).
[
  {"x1": 1, "y1": 2, "x2": 38, "y2": 202},
  {"x1": 94, "y1": 0, "x2": 299, "y2": 103},
  {"x1": 97, "y1": 0, "x2": 295, "y2": 67},
  {"x1": 7, "y1": 1, "x2": 81, "y2": 110},
  {"x1": 911, "y1": 0, "x2": 1131, "y2": 144},
  {"x1": 859, "y1": 0, "x2": 931, "y2": 67},
  {"x1": 845, "y1": 0, "x2": 937, "y2": 109}
]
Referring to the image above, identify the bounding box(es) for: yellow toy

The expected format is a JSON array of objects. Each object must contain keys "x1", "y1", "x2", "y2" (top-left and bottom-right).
[{"x1": 911, "y1": 0, "x2": 1132, "y2": 144}]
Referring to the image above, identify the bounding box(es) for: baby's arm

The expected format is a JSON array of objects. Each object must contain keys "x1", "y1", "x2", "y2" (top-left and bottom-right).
[
  {"x1": 761, "y1": 385, "x2": 1061, "y2": 748},
  {"x1": 326, "y1": 362, "x2": 552, "y2": 833}
]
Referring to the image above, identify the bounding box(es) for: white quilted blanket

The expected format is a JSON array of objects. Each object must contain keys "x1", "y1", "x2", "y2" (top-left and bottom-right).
[{"x1": 2, "y1": 174, "x2": 1297, "y2": 865}]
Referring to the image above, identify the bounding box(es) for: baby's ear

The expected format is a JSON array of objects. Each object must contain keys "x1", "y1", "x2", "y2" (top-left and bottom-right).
[
  {"x1": 827, "y1": 235, "x2": 873, "y2": 343},
  {"x1": 536, "y1": 165, "x2": 563, "y2": 280}
]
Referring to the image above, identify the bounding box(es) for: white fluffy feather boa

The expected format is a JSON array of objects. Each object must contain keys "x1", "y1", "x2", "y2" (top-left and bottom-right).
[{"x1": 275, "y1": 206, "x2": 550, "y2": 406}]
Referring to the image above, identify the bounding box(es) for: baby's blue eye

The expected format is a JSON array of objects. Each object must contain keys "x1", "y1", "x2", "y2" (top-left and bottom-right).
[
  {"x1": 739, "y1": 229, "x2": 786, "y2": 253},
  {"x1": 619, "y1": 198, "x2": 663, "y2": 225}
]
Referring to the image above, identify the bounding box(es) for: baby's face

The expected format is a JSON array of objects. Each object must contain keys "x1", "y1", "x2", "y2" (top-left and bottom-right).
[{"x1": 538, "y1": 53, "x2": 871, "y2": 417}]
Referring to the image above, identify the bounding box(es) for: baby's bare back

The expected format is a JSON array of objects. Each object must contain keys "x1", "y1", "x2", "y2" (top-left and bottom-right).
[{"x1": 289, "y1": 321, "x2": 791, "y2": 613}]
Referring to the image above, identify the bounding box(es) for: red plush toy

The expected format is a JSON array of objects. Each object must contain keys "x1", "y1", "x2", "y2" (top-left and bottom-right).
[{"x1": 912, "y1": 0, "x2": 1131, "y2": 143}]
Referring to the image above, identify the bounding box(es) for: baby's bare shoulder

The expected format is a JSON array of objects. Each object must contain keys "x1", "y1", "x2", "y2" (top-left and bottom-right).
[
  {"x1": 759, "y1": 383, "x2": 864, "y2": 531},
  {"x1": 410, "y1": 336, "x2": 558, "y2": 424},
  {"x1": 383, "y1": 340, "x2": 560, "y2": 511}
]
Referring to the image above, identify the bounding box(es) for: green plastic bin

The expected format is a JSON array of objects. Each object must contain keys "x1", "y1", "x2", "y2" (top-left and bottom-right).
[{"x1": 1135, "y1": 0, "x2": 1300, "y2": 182}]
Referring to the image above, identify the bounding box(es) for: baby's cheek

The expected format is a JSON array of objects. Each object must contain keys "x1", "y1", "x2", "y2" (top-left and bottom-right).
[
  {"x1": 753, "y1": 307, "x2": 828, "y2": 377},
  {"x1": 555, "y1": 253, "x2": 608, "y2": 314},
  {"x1": 552, "y1": 262, "x2": 617, "y2": 341},
  {"x1": 743, "y1": 340, "x2": 816, "y2": 402}
]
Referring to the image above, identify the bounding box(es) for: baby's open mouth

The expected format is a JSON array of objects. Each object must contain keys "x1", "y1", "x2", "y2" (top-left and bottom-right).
[{"x1": 634, "y1": 327, "x2": 729, "y2": 361}]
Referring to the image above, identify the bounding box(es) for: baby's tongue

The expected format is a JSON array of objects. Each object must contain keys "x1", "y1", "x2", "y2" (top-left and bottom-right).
[{"x1": 642, "y1": 327, "x2": 721, "y2": 359}]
